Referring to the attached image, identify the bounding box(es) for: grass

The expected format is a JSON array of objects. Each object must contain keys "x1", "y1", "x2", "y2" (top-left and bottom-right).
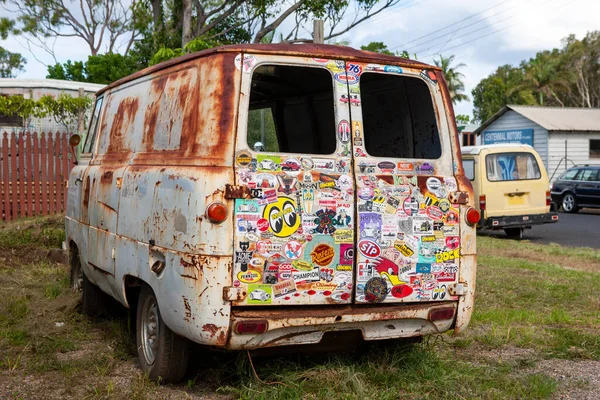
[{"x1": 0, "y1": 216, "x2": 598, "y2": 399}]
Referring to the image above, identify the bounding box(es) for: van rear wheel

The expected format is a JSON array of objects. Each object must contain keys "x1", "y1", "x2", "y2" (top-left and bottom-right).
[
  {"x1": 136, "y1": 285, "x2": 190, "y2": 383},
  {"x1": 504, "y1": 227, "x2": 524, "y2": 239},
  {"x1": 82, "y1": 273, "x2": 107, "y2": 316}
]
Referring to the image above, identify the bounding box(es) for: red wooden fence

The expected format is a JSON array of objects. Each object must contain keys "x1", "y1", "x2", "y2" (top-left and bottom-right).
[{"x1": 1, "y1": 132, "x2": 73, "y2": 221}]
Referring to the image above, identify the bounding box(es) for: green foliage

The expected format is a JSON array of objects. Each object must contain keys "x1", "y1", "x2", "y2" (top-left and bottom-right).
[
  {"x1": 360, "y1": 41, "x2": 394, "y2": 55},
  {"x1": 472, "y1": 30, "x2": 600, "y2": 123},
  {"x1": 149, "y1": 47, "x2": 184, "y2": 66},
  {"x1": 455, "y1": 114, "x2": 471, "y2": 124},
  {"x1": 0, "y1": 46, "x2": 26, "y2": 77},
  {"x1": 47, "y1": 54, "x2": 139, "y2": 85},
  {"x1": 434, "y1": 54, "x2": 468, "y2": 104},
  {"x1": 0, "y1": 94, "x2": 92, "y2": 132}
]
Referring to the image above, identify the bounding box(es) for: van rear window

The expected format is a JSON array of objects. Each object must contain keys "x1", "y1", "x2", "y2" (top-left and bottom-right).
[
  {"x1": 247, "y1": 65, "x2": 336, "y2": 155},
  {"x1": 360, "y1": 73, "x2": 441, "y2": 159},
  {"x1": 486, "y1": 152, "x2": 541, "y2": 181}
]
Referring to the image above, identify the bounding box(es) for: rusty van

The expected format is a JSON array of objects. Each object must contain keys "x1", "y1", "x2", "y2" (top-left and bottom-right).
[{"x1": 66, "y1": 44, "x2": 479, "y2": 383}]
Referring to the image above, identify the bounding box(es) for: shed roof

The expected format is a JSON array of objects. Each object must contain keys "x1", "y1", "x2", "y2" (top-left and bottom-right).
[
  {"x1": 0, "y1": 78, "x2": 105, "y2": 93},
  {"x1": 474, "y1": 105, "x2": 600, "y2": 135}
]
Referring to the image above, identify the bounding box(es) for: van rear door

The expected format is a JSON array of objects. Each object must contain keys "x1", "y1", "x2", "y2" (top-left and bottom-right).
[
  {"x1": 231, "y1": 54, "x2": 356, "y2": 306},
  {"x1": 347, "y1": 63, "x2": 460, "y2": 303}
]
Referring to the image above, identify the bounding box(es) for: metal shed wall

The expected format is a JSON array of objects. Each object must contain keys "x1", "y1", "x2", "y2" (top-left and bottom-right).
[
  {"x1": 477, "y1": 109, "x2": 549, "y2": 169},
  {"x1": 547, "y1": 131, "x2": 600, "y2": 181}
]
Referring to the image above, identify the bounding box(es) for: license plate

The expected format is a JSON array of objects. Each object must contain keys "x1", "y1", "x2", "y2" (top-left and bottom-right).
[{"x1": 507, "y1": 196, "x2": 525, "y2": 206}]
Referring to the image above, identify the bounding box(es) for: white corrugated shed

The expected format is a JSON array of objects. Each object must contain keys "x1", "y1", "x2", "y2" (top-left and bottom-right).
[{"x1": 507, "y1": 105, "x2": 600, "y2": 131}]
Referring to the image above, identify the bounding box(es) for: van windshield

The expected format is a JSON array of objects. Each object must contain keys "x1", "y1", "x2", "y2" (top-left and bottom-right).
[
  {"x1": 246, "y1": 64, "x2": 336, "y2": 155},
  {"x1": 485, "y1": 152, "x2": 541, "y2": 181}
]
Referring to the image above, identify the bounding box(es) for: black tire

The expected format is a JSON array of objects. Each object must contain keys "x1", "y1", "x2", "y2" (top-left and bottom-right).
[
  {"x1": 82, "y1": 272, "x2": 107, "y2": 316},
  {"x1": 504, "y1": 227, "x2": 524, "y2": 239},
  {"x1": 561, "y1": 193, "x2": 578, "y2": 213},
  {"x1": 69, "y1": 246, "x2": 83, "y2": 292},
  {"x1": 136, "y1": 285, "x2": 190, "y2": 383}
]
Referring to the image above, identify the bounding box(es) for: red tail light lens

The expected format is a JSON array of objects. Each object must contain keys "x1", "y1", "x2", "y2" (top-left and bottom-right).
[
  {"x1": 429, "y1": 307, "x2": 455, "y2": 321},
  {"x1": 466, "y1": 207, "x2": 480, "y2": 226},
  {"x1": 235, "y1": 320, "x2": 269, "y2": 335},
  {"x1": 206, "y1": 202, "x2": 228, "y2": 223},
  {"x1": 479, "y1": 195, "x2": 486, "y2": 211},
  {"x1": 546, "y1": 191, "x2": 551, "y2": 207}
]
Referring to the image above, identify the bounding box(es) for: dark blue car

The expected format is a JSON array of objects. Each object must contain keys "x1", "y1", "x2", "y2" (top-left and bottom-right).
[{"x1": 551, "y1": 165, "x2": 600, "y2": 213}]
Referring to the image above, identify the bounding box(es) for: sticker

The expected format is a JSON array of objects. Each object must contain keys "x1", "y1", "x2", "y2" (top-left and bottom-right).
[
  {"x1": 395, "y1": 243, "x2": 414, "y2": 257},
  {"x1": 426, "y1": 206, "x2": 444, "y2": 221},
  {"x1": 334, "y1": 229, "x2": 354, "y2": 243},
  {"x1": 403, "y1": 196, "x2": 419, "y2": 216},
  {"x1": 364, "y1": 277, "x2": 388, "y2": 303},
  {"x1": 326, "y1": 60, "x2": 345, "y2": 73},
  {"x1": 262, "y1": 196, "x2": 300, "y2": 237},
  {"x1": 438, "y1": 199, "x2": 451, "y2": 213},
  {"x1": 292, "y1": 259, "x2": 314, "y2": 271},
  {"x1": 313, "y1": 158, "x2": 335, "y2": 172},
  {"x1": 416, "y1": 263, "x2": 431, "y2": 274},
  {"x1": 358, "y1": 239, "x2": 381, "y2": 258},
  {"x1": 445, "y1": 237, "x2": 460, "y2": 250},
  {"x1": 445, "y1": 210, "x2": 459, "y2": 225},
  {"x1": 339, "y1": 243, "x2": 354, "y2": 265},
  {"x1": 352, "y1": 121, "x2": 363, "y2": 146},
  {"x1": 426, "y1": 177, "x2": 442, "y2": 193},
  {"x1": 358, "y1": 187, "x2": 374, "y2": 200},
  {"x1": 435, "y1": 248, "x2": 460, "y2": 262},
  {"x1": 273, "y1": 279, "x2": 297, "y2": 298},
  {"x1": 346, "y1": 63, "x2": 363, "y2": 75},
  {"x1": 415, "y1": 162, "x2": 434, "y2": 174},
  {"x1": 280, "y1": 158, "x2": 301, "y2": 173},
  {"x1": 337, "y1": 175, "x2": 352, "y2": 191},
  {"x1": 247, "y1": 284, "x2": 272, "y2": 304},
  {"x1": 314, "y1": 208, "x2": 337, "y2": 234},
  {"x1": 338, "y1": 120, "x2": 351, "y2": 144},
  {"x1": 365, "y1": 64, "x2": 384, "y2": 72},
  {"x1": 292, "y1": 267, "x2": 320, "y2": 284},
  {"x1": 359, "y1": 213, "x2": 381, "y2": 240},
  {"x1": 397, "y1": 162, "x2": 414, "y2": 172},
  {"x1": 257, "y1": 155, "x2": 281, "y2": 171},
  {"x1": 235, "y1": 150, "x2": 252, "y2": 167},
  {"x1": 444, "y1": 177, "x2": 458, "y2": 192},
  {"x1": 276, "y1": 175, "x2": 297, "y2": 195},
  {"x1": 384, "y1": 65, "x2": 403, "y2": 74},
  {"x1": 234, "y1": 54, "x2": 257, "y2": 73},
  {"x1": 284, "y1": 240, "x2": 303, "y2": 260},
  {"x1": 412, "y1": 217, "x2": 433, "y2": 235},
  {"x1": 378, "y1": 161, "x2": 395, "y2": 173},
  {"x1": 310, "y1": 244, "x2": 335, "y2": 267},
  {"x1": 256, "y1": 218, "x2": 269, "y2": 232},
  {"x1": 420, "y1": 69, "x2": 438, "y2": 85},
  {"x1": 237, "y1": 270, "x2": 261, "y2": 284},
  {"x1": 391, "y1": 284, "x2": 413, "y2": 298}
]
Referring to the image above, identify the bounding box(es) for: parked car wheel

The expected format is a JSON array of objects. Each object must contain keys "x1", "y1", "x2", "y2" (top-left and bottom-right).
[
  {"x1": 70, "y1": 246, "x2": 83, "y2": 292},
  {"x1": 82, "y1": 273, "x2": 107, "y2": 316},
  {"x1": 561, "y1": 193, "x2": 578, "y2": 213},
  {"x1": 504, "y1": 227, "x2": 524, "y2": 239},
  {"x1": 136, "y1": 285, "x2": 190, "y2": 383}
]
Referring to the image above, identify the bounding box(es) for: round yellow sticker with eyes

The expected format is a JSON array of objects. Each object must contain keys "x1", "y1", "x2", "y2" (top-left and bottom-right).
[{"x1": 262, "y1": 196, "x2": 300, "y2": 238}]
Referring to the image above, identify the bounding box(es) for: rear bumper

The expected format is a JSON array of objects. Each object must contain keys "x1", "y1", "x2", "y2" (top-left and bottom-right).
[
  {"x1": 225, "y1": 302, "x2": 457, "y2": 350},
  {"x1": 480, "y1": 211, "x2": 558, "y2": 229}
]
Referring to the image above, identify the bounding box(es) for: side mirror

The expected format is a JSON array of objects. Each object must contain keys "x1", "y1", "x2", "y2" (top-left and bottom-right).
[
  {"x1": 69, "y1": 134, "x2": 81, "y2": 147},
  {"x1": 69, "y1": 134, "x2": 81, "y2": 165}
]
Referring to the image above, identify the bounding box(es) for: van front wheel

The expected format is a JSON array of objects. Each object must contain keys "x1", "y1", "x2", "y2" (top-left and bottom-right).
[{"x1": 136, "y1": 285, "x2": 190, "y2": 383}]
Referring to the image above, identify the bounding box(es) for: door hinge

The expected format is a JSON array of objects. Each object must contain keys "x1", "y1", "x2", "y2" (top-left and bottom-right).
[
  {"x1": 223, "y1": 286, "x2": 248, "y2": 302},
  {"x1": 449, "y1": 191, "x2": 469, "y2": 204},
  {"x1": 448, "y1": 282, "x2": 468, "y2": 296},
  {"x1": 225, "y1": 184, "x2": 251, "y2": 199}
]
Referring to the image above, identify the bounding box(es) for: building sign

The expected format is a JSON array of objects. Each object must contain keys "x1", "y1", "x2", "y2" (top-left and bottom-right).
[{"x1": 482, "y1": 129, "x2": 533, "y2": 146}]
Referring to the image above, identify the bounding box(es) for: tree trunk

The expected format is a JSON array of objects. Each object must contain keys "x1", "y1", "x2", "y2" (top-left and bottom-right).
[
  {"x1": 182, "y1": 0, "x2": 192, "y2": 48},
  {"x1": 151, "y1": 0, "x2": 163, "y2": 32}
]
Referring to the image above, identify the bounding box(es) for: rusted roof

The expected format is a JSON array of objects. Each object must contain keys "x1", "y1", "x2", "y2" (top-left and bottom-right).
[{"x1": 98, "y1": 43, "x2": 438, "y2": 96}]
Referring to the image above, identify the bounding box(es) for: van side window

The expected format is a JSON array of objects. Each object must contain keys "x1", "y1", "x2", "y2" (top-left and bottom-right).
[
  {"x1": 247, "y1": 65, "x2": 336, "y2": 154},
  {"x1": 360, "y1": 73, "x2": 441, "y2": 159},
  {"x1": 83, "y1": 97, "x2": 103, "y2": 154},
  {"x1": 485, "y1": 152, "x2": 541, "y2": 181},
  {"x1": 463, "y1": 159, "x2": 475, "y2": 180}
]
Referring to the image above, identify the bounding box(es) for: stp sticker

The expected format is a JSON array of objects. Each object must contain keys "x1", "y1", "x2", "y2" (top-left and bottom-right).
[{"x1": 358, "y1": 239, "x2": 381, "y2": 258}]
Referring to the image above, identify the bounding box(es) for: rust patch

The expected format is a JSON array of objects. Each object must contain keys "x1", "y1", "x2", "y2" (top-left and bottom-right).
[
  {"x1": 107, "y1": 97, "x2": 139, "y2": 153},
  {"x1": 182, "y1": 296, "x2": 192, "y2": 322},
  {"x1": 100, "y1": 170, "x2": 113, "y2": 184},
  {"x1": 202, "y1": 323, "x2": 219, "y2": 338},
  {"x1": 216, "y1": 330, "x2": 227, "y2": 346},
  {"x1": 142, "y1": 75, "x2": 168, "y2": 151}
]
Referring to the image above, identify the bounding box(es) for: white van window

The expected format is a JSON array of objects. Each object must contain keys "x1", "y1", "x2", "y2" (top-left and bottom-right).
[
  {"x1": 247, "y1": 65, "x2": 336, "y2": 154},
  {"x1": 463, "y1": 159, "x2": 475, "y2": 180},
  {"x1": 83, "y1": 97, "x2": 103, "y2": 154},
  {"x1": 360, "y1": 73, "x2": 441, "y2": 159},
  {"x1": 485, "y1": 152, "x2": 541, "y2": 181}
]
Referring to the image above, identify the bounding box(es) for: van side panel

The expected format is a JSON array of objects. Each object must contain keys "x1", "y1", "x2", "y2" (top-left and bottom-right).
[{"x1": 68, "y1": 53, "x2": 240, "y2": 346}]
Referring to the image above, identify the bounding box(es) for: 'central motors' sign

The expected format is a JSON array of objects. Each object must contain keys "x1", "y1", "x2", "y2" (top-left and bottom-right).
[{"x1": 482, "y1": 129, "x2": 533, "y2": 146}]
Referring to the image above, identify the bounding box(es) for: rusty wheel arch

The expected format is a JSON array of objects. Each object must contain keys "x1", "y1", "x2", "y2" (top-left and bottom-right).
[{"x1": 123, "y1": 275, "x2": 145, "y2": 309}]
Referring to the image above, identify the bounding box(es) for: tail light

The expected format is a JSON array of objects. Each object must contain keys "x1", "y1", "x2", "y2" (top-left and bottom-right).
[
  {"x1": 429, "y1": 307, "x2": 455, "y2": 321},
  {"x1": 479, "y1": 195, "x2": 486, "y2": 211},
  {"x1": 235, "y1": 320, "x2": 269, "y2": 335},
  {"x1": 206, "y1": 202, "x2": 228, "y2": 223},
  {"x1": 465, "y1": 207, "x2": 480, "y2": 226},
  {"x1": 546, "y1": 191, "x2": 551, "y2": 207}
]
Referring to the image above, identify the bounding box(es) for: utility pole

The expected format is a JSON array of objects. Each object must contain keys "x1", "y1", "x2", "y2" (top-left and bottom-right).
[{"x1": 313, "y1": 20, "x2": 324, "y2": 44}]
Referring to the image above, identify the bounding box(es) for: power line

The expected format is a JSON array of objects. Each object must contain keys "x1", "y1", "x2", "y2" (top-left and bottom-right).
[{"x1": 390, "y1": 0, "x2": 506, "y2": 50}]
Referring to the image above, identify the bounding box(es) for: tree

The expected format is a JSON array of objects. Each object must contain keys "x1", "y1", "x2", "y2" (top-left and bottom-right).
[
  {"x1": 47, "y1": 54, "x2": 139, "y2": 85},
  {"x1": 561, "y1": 31, "x2": 600, "y2": 108},
  {"x1": 1, "y1": 0, "x2": 150, "y2": 58},
  {"x1": 455, "y1": 114, "x2": 471, "y2": 125},
  {"x1": 522, "y1": 50, "x2": 568, "y2": 106},
  {"x1": 434, "y1": 54, "x2": 468, "y2": 104},
  {"x1": 472, "y1": 65, "x2": 537, "y2": 123},
  {"x1": 0, "y1": 46, "x2": 26, "y2": 77}
]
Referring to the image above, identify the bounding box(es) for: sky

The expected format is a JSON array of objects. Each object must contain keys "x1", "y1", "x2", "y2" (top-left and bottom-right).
[{"x1": 1, "y1": 0, "x2": 598, "y2": 120}]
